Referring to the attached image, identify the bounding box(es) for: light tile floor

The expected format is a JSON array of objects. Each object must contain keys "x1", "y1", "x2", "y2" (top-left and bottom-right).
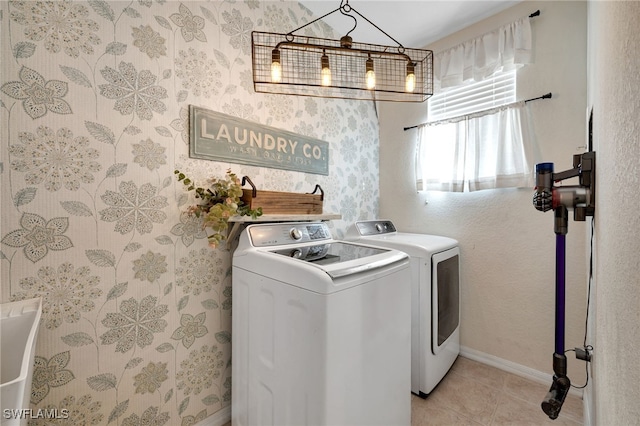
[
  {"x1": 412, "y1": 356, "x2": 583, "y2": 425},
  {"x1": 223, "y1": 356, "x2": 583, "y2": 426}
]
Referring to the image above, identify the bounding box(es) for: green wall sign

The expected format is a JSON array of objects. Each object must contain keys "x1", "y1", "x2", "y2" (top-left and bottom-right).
[{"x1": 189, "y1": 106, "x2": 329, "y2": 175}]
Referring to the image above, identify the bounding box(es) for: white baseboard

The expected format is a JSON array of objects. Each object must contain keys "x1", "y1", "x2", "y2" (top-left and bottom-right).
[
  {"x1": 459, "y1": 346, "x2": 583, "y2": 398},
  {"x1": 195, "y1": 405, "x2": 231, "y2": 426}
]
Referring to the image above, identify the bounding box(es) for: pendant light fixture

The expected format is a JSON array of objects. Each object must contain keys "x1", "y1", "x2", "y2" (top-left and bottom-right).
[{"x1": 252, "y1": 0, "x2": 433, "y2": 102}]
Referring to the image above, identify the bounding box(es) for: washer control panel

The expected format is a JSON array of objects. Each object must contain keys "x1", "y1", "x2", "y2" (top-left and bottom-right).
[
  {"x1": 249, "y1": 222, "x2": 331, "y2": 247},
  {"x1": 355, "y1": 220, "x2": 397, "y2": 236}
]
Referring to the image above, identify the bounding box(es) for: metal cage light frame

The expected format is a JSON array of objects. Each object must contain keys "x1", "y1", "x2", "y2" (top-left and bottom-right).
[{"x1": 251, "y1": 1, "x2": 433, "y2": 102}]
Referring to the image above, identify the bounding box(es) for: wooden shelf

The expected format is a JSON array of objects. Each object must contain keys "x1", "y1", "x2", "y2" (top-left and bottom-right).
[{"x1": 227, "y1": 214, "x2": 342, "y2": 245}]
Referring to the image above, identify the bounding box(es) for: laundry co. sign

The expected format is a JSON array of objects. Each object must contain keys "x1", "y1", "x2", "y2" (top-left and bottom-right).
[{"x1": 189, "y1": 106, "x2": 329, "y2": 175}]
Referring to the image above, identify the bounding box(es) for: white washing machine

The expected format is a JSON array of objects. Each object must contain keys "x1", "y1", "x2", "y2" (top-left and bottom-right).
[
  {"x1": 232, "y1": 221, "x2": 411, "y2": 426},
  {"x1": 346, "y1": 220, "x2": 460, "y2": 397}
]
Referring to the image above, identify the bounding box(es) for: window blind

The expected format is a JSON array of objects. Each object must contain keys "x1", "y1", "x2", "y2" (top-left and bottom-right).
[{"x1": 428, "y1": 70, "x2": 516, "y2": 122}]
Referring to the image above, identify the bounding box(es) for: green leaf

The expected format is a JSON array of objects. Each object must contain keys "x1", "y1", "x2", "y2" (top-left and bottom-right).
[
  {"x1": 202, "y1": 394, "x2": 219, "y2": 406},
  {"x1": 14, "y1": 187, "x2": 37, "y2": 207},
  {"x1": 156, "y1": 343, "x2": 174, "y2": 353},
  {"x1": 125, "y1": 357, "x2": 143, "y2": 369},
  {"x1": 215, "y1": 331, "x2": 231, "y2": 344},
  {"x1": 60, "y1": 66, "x2": 92, "y2": 88},
  {"x1": 86, "y1": 249, "x2": 116, "y2": 267},
  {"x1": 60, "y1": 201, "x2": 93, "y2": 217},
  {"x1": 163, "y1": 282, "x2": 173, "y2": 296},
  {"x1": 177, "y1": 295, "x2": 189, "y2": 311},
  {"x1": 201, "y1": 299, "x2": 218, "y2": 310},
  {"x1": 61, "y1": 332, "x2": 94, "y2": 347},
  {"x1": 106, "y1": 282, "x2": 128, "y2": 301},
  {"x1": 85, "y1": 121, "x2": 115, "y2": 144},
  {"x1": 124, "y1": 242, "x2": 142, "y2": 252},
  {"x1": 13, "y1": 42, "x2": 36, "y2": 59},
  {"x1": 178, "y1": 397, "x2": 190, "y2": 416},
  {"x1": 87, "y1": 373, "x2": 117, "y2": 391},
  {"x1": 155, "y1": 235, "x2": 173, "y2": 245},
  {"x1": 107, "y1": 400, "x2": 128, "y2": 424},
  {"x1": 86, "y1": 249, "x2": 115, "y2": 267}
]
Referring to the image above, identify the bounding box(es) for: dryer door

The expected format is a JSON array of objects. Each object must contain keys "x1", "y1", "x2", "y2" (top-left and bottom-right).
[{"x1": 431, "y1": 247, "x2": 460, "y2": 354}]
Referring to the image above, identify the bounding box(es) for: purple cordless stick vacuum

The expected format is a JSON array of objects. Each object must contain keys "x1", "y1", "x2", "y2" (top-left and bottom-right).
[{"x1": 533, "y1": 151, "x2": 595, "y2": 420}]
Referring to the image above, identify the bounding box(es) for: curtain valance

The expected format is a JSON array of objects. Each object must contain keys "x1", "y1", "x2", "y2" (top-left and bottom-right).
[{"x1": 434, "y1": 16, "x2": 532, "y2": 89}]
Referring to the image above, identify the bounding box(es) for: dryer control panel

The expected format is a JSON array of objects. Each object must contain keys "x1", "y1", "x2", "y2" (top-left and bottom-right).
[{"x1": 355, "y1": 220, "x2": 397, "y2": 236}]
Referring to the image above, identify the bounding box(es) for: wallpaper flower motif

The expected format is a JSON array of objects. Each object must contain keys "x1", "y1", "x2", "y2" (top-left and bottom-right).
[
  {"x1": 132, "y1": 25, "x2": 167, "y2": 59},
  {"x1": 132, "y1": 137, "x2": 167, "y2": 171},
  {"x1": 174, "y1": 48, "x2": 221, "y2": 98},
  {"x1": 9, "y1": 126, "x2": 101, "y2": 191},
  {"x1": 221, "y1": 9, "x2": 253, "y2": 54},
  {"x1": 170, "y1": 3, "x2": 207, "y2": 43},
  {"x1": 175, "y1": 248, "x2": 220, "y2": 296},
  {"x1": 100, "y1": 295, "x2": 169, "y2": 353},
  {"x1": 1, "y1": 66, "x2": 72, "y2": 119},
  {"x1": 171, "y1": 312, "x2": 208, "y2": 349},
  {"x1": 9, "y1": 0, "x2": 101, "y2": 57},
  {"x1": 99, "y1": 181, "x2": 168, "y2": 235},
  {"x1": 132, "y1": 250, "x2": 167, "y2": 283},
  {"x1": 170, "y1": 212, "x2": 208, "y2": 247},
  {"x1": 2, "y1": 213, "x2": 73, "y2": 263},
  {"x1": 170, "y1": 107, "x2": 189, "y2": 145},
  {"x1": 133, "y1": 361, "x2": 168, "y2": 394},
  {"x1": 32, "y1": 394, "x2": 103, "y2": 425},
  {"x1": 31, "y1": 351, "x2": 75, "y2": 404},
  {"x1": 176, "y1": 345, "x2": 224, "y2": 396},
  {"x1": 180, "y1": 409, "x2": 208, "y2": 426},
  {"x1": 122, "y1": 406, "x2": 169, "y2": 426},
  {"x1": 11, "y1": 263, "x2": 101, "y2": 330},
  {"x1": 99, "y1": 62, "x2": 167, "y2": 121}
]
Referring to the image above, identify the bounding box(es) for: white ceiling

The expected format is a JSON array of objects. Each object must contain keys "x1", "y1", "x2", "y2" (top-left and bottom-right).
[{"x1": 299, "y1": 0, "x2": 522, "y2": 48}]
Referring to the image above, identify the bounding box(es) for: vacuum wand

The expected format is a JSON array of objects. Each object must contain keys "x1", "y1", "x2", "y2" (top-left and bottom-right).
[{"x1": 532, "y1": 152, "x2": 595, "y2": 420}]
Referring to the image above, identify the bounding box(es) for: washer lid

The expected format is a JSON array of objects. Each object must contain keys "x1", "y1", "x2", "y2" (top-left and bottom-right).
[{"x1": 269, "y1": 241, "x2": 405, "y2": 278}]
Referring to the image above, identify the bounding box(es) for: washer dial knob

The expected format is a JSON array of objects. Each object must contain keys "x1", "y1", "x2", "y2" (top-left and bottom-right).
[{"x1": 290, "y1": 227, "x2": 303, "y2": 240}]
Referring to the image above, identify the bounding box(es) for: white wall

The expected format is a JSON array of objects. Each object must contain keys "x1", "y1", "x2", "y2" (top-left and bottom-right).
[
  {"x1": 378, "y1": 1, "x2": 589, "y2": 382},
  {"x1": 588, "y1": 1, "x2": 640, "y2": 423}
]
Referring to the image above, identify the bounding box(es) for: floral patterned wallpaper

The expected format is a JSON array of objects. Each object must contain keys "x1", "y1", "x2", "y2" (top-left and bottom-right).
[{"x1": 0, "y1": 1, "x2": 379, "y2": 425}]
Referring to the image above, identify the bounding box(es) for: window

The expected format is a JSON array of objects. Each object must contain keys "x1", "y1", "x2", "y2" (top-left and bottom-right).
[
  {"x1": 428, "y1": 70, "x2": 516, "y2": 122},
  {"x1": 416, "y1": 70, "x2": 536, "y2": 192}
]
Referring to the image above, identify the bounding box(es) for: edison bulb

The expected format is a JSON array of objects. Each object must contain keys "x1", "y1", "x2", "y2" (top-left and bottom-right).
[
  {"x1": 366, "y1": 70, "x2": 376, "y2": 90},
  {"x1": 271, "y1": 61, "x2": 282, "y2": 83},
  {"x1": 405, "y1": 72, "x2": 416, "y2": 92},
  {"x1": 321, "y1": 67, "x2": 332, "y2": 86},
  {"x1": 271, "y1": 48, "x2": 282, "y2": 83},
  {"x1": 365, "y1": 57, "x2": 375, "y2": 90},
  {"x1": 405, "y1": 62, "x2": 416, "y2": 93},
  {"x1": 321, "y1": 53, "x2": 331, "y2": 86}
]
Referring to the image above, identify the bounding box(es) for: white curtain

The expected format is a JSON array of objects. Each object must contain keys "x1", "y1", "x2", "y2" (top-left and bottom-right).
[
  {"x1": 415, "y1": 102, "x2": 537, "y2": 192},
  {"x1": 435, "y1": 16, "x2": 532, "y2": 89}
]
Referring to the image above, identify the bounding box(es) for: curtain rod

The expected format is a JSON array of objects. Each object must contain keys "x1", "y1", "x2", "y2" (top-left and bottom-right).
[
  {"x1": 403, "y1": 92, "x2": 552, "y2": 131},
  {"x1": 530, "y1": 10, "x2": 541, "y2": 18}
]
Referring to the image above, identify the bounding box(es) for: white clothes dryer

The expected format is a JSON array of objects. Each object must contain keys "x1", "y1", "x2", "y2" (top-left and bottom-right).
[
  {"x1": 346, "y1": 220, "x2": 460, "y2": 397},
  {"x1": 232, "y1": 221, "x2": 412, "y2": 426}
]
